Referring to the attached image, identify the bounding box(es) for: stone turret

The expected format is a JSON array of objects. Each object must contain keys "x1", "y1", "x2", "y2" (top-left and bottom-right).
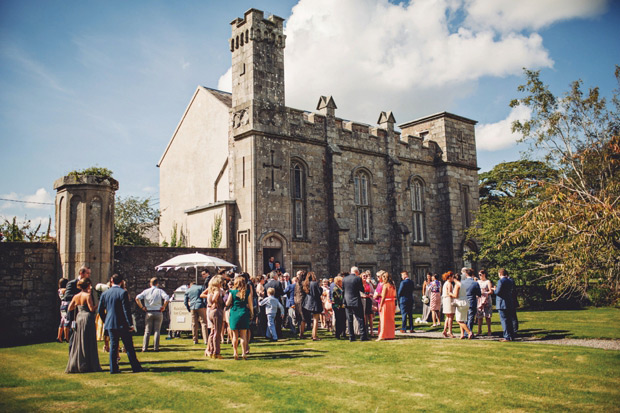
[
  {"x1": 54, "y1": 175, "x2": 118, "y2": 287},
  {"x1": 230, "y1": 9, "x2": 286, "y2": 110}
]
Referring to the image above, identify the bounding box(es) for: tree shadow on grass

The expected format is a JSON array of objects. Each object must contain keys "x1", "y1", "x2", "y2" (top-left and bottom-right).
[
  {"x1": 138, "y1": 359, "x2": 199, "y2": 365},
  {"x1": 517, "y1": 329, "x2": 572, "y2": 340},
  {"x1": 245, "y1": 349, "x2": 327, "y2": 360},
  {"x1": 144, "y1": 366, "x2": 224, "y2": 373}
]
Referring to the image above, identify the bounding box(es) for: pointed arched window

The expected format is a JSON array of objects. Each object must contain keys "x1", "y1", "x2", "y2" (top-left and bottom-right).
[
  {"x1": 291, "y1": 161, "x2": 306, "y2": 239},
  {"x1": 411, "y1": 178, "x2": 426, "y2": 244},
  {"x1": 354, "y1": 170, "x2": 371, "y2": 241}
]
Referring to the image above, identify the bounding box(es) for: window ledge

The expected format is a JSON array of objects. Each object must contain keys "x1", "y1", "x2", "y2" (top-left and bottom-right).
[{"x1": 355, "y1": 240, "x2": 376, "y2": 245}]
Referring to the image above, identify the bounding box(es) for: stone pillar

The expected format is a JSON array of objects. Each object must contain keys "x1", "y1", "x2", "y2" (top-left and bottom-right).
[{"x1": 54, "y1": 175, "x2": 118, "y2": 287}]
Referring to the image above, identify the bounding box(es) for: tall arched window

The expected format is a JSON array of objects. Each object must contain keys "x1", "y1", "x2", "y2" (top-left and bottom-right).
[
  {"x1": 411, "y1": 178, "x2": 426, "y2": 244},
  {"x1": 354, "y1": 170, "x2": 371, "y2": 241},
  {"x1": 291, "y1": 161, "x2": 306, "y2": 239}
]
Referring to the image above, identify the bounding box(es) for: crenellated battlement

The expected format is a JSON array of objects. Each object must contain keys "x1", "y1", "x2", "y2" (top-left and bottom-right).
[{"x1": 230, "y1": 9, "x2": 286, "y2": 52}]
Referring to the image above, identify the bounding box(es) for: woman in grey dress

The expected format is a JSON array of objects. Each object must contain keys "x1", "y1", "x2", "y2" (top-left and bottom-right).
[{"x1": 65, "y1": 278, "x2": 102, "y2": 373}]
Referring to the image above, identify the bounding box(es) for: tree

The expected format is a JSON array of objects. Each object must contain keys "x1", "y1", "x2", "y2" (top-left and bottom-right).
[
  {"x1": 114, "y1": 196, "x2": 159, "y2": 246},
  {"x1": 0, "y1": 216, "x2": 53, "y2": 242},
  {"x1": 503, "y1": 67, "x2": 620, "y2": 302},
  {"x1": 468, "y1": 160, "x2": 557, "y2": 283}
]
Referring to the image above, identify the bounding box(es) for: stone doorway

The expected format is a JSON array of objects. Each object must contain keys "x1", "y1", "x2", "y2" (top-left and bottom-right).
[{"x1": 262, "y1": 234, "x2": 284, "y2": 274}]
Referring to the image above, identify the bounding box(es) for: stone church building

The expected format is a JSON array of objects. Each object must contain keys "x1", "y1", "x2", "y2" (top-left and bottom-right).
[{"x1": 158, "y1": 8, "x2": 479, "y2": 285}]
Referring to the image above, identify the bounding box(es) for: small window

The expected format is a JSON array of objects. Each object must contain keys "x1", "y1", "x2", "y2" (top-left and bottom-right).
[{"x1": 461, "y1": 185, "x2": 470, "y2": 227}]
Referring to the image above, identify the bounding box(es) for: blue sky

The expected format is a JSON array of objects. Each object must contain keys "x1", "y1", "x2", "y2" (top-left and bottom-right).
[{"x1": 1, "y1": 0, "x2": 618, "y2": 233}]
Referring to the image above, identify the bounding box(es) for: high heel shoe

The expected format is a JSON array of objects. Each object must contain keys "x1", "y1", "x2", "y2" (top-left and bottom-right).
[{"x1": 442, "y1": 331, "x2": 448, "y2": 337}]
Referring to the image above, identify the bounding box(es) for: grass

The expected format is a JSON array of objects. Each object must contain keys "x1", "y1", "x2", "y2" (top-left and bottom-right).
[
  {"x1": 1, "y1": 308, "x2": 619, "y2": 412},
  {"x1": 413, "y1": 306, "x2": 620, "y2": 340}
]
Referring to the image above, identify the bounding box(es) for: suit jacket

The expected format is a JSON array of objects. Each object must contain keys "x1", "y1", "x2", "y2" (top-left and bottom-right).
[
  {"x1": 98, "y1": 285, "x2": 134, "y2": 330},
  {"x1": 495, "y1": 277, "x2": 515, "y2": 310},
  {"x1": 63, "y1": 278, "x2": 80, "y2": 302},
  {"x1": 461, "y1": 277, "x2": 481, "y2": 306},
  {"x1": 397, "y1": 278, "x2": 414, "y2": 302},
  {"x1": 342, "y1": 274, "x2": 364, "y2": 308},
  {"x1": 264, "y1": 279, "x2": 284, "y2": 300},
  {"x1": 184, "y1": 284, "x2": 206, "y2": 311}
]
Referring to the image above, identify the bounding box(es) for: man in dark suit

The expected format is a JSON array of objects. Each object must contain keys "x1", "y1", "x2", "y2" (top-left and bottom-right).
[
  {"x1": 98, "y1": 273, "x2": 145, "y2": 373},
  {"x1": 460, "y1": 267, "x2": 481, "y2": 338},
  {"x1": 265, "y1": 272, "x2": 285, "y2": 337},
  {"x1": 63, "y1": 266, "x2": 91, "y2": 352},
  {"x1": 494, "y1": 268, "x2": 516, "y2": 342},
  {"x1": 397, "y1": 271, "x2": 414, "y2": 333},
  {"x1": 342, "y1": 266, "x2": 368, "y2": 341}
]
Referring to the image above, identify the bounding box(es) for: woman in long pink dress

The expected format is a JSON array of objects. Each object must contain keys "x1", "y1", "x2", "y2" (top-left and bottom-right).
[
  {"x1": 376, "y1": 270, "x2": 396, "y2": 341},
  {"x1": 429, "y1": 274, "x2": 442, "y2": 327},
  {"x1": 373, "y1": 279, "x2": 384, "y2": 336}
]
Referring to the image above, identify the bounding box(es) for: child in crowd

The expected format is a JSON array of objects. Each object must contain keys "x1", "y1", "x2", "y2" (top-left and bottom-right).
[{"x1": 259, "y1": 287, "x2": 285, "y2": 341}]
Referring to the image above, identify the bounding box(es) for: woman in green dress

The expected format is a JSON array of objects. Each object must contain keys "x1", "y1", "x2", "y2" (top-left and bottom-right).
[{"x1": 225, "y1": 276, "x2": 253, "y2": 360}]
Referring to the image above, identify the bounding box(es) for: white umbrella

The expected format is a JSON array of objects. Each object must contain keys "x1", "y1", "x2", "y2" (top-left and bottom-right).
[{"x1": 155, "y1": 252, "x2": 235, "y2": 284}]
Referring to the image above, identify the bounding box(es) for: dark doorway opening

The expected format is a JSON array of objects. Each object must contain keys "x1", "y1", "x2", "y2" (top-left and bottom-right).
[{"x1": 263, "y1": 248, "x2": 282, "y2": 274}]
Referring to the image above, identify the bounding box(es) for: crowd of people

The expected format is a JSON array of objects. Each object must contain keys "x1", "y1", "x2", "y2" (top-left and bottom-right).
[{"x1": 58, "y1": 264, "x2": 519, "y2": 374}]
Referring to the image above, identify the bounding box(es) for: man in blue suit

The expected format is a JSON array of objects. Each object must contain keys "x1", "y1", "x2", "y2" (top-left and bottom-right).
[
  {"x1": 397, "y1": 271, "x2": 414, "y2": 333},
  {"x1": 460, "y1": 267, "x2": 481, "y2": 338},
  {"x1": 98, "y1": 273, "x2": 146, "y2": 373},
  {"x1": 494, "y1": 268, "x2": 516, "y2": 342}
]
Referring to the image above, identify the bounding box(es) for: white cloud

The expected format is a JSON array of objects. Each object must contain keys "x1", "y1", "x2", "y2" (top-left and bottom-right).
[
  {"x1": 23, "y1": 188, "x2": 54, "y2": 209},
  {"x1": 0, "y1": 192, "x2": 19, "y2": 211},
  {"x1": 217, "y1": 67, "x2": 232, "y2": 92},
  {"x1": 142, "y1": 186, "x2": 157, "y2": 193},
  {"x1": 464, "y1": 0, "x2": 609, "y2": 33},
  {"x1": 277, "y1": 0, "x2": 554, "y2": 123},
  {"x1": 476, "y1": 105, "x2": 531, "y2": 151},
  {"x1": 216, "y1": 0, "x2": 606, "y2": 143}
]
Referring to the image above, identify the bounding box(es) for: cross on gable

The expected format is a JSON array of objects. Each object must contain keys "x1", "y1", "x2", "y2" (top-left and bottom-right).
[{"x1": 263, "y1": 150, "x2": 281, "y2": 191}]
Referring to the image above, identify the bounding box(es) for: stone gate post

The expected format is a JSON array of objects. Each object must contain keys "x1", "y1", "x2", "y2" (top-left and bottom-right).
[{"x1": 54, "y1": 175, "x2": 118, "y2": 287}]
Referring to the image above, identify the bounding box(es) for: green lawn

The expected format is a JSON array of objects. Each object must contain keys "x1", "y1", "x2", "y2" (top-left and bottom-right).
[
  {"x1": 1, "y1": 308, "x2": 619, "y2": 412},
  {"x1": 412, "y1": 307, "x2": 620, "y2": 340}
]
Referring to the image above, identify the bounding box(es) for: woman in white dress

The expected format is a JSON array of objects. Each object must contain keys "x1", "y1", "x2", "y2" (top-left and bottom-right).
[
  {"x1": 421, "y1": 273, "x2": 432, "y2": 322},
  {"x1": 441, "y1": 271, "x2": 455, "y2": 338},
  {"x1": 452, "y1": 273, "x2": 474, "y2": 340}
]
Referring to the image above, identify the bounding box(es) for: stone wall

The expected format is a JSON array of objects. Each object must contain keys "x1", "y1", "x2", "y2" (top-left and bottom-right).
[
  {"x1": 0, "y1": 242, "x2": 59, "y2": 346},
  {"x1": 113, "y1": 246, "x2": 233, "y2": 331},
  {"x1": 0, "y1": 243, "x2": 232, "y2": 346}
]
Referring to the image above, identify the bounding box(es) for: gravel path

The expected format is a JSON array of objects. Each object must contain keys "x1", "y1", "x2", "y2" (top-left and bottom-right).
[{"x1": 395, "y1": 330, "x2": 620, "y2": 350}]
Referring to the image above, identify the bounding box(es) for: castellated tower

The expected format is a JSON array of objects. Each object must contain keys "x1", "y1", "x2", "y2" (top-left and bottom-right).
[{"x1": 230, "y1": 8, "x2": 286, "y2": 134}]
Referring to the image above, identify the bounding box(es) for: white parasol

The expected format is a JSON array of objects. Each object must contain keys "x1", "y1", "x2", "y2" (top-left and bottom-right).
[{"x1": 155, "y1": 252, "x2": 235, "y2": 283}]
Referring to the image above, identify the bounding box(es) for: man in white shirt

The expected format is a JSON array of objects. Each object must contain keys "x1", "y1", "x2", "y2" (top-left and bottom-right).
[{"x1": 135, "y1": 277, "x2": 170, "y2": 352}]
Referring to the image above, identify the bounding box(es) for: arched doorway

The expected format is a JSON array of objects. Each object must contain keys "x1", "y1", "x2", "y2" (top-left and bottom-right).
[{"x1": 261, "y1": 233, "x2": 285, "y2": 274}]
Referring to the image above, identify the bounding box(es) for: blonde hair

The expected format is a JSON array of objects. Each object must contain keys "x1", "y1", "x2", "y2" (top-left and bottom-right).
[
  {"x1": 267, "y1": 287, "x2": 275, "y2": 296},
  {"x1": 233, "y1": 276, "x2": 247, "y2": 300},
  {"x1": 377, "y1": 270, "x2": 393, "y2": 286},
  {"x1": 208, "y1": 275, "x2": 222, "y2": 294}
]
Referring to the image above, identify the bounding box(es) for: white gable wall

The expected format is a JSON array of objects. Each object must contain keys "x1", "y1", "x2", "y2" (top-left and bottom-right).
[{"x1": 158, "y1": 87, "x2": 230, "y2": 246}]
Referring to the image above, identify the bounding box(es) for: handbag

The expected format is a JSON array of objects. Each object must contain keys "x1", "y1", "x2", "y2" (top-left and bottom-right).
[
  {"x1": 453, "y1": 299, "x2": 468, "y2": 307},
  {"x1": 421, "y1": 296, "x2": 430, "y2": 305}
]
